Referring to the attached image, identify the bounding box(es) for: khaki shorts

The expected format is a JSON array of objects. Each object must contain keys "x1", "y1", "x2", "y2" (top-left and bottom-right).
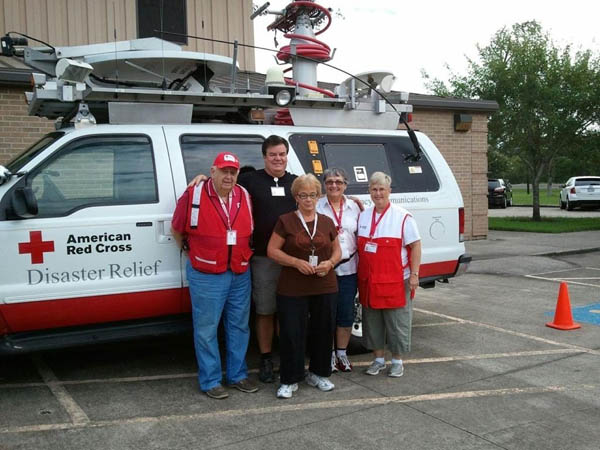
[
  {"x1": 362, "y1": 282, "x2": 412, "y2": 354},
  {"x1": 251, "y1": 255, "x2": 282, "y2": 315}
]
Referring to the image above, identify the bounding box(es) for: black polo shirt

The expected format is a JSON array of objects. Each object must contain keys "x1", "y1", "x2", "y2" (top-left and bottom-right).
[{"x1": 238, "y1": 169, "x2": 297, "y2": 256}]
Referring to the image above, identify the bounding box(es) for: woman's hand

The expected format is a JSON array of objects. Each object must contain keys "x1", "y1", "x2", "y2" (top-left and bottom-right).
[
  {"x1": 348, "y1": 195, "x2": 365, "y2": 212},
  {"x1": 295, "y1": 258, "x2": 316, "y2": 275},
  {"x1": 315, "y1": 260, "x2": 334, "y2": 277},
  {"x1": 409, "y1": 272, "x2": 419, "y2": 291}
]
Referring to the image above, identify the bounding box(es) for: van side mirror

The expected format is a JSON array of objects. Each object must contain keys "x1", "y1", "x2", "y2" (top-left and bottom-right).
[
  {"x1": 10, "y1": 186, "x2": 38, "y2": 218},
  {"x1": 0, "y1": 165, "x2": 10, "y2": 185}
]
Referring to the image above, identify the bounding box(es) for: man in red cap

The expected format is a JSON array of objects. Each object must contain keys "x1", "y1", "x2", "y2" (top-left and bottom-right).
[{"x1": 171, "y1": 152, "x2": 258, "y2": 399}]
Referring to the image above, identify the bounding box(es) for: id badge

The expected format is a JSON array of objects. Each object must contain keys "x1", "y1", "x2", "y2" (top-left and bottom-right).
[
  {"x1": 227, "y1": 230, "x2": 237, "y2": 245},
  {"x1": 308, "y1": 255, "x2": 319, "y2": 267},
  {"x1": 338, "y1": 233, "x2": 346, "y2": 247},
  {"x1": 271, "y1": 186, "x2": 285, "y2": 196},
  {"x1": 364, "y1": 242, "x2": 378, "y2": 253}
]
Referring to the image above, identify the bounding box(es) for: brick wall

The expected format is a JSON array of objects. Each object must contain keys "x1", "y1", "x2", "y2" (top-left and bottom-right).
[
  {"x1": 0, "y1": 87, "x2": 54, "y2": 165},
  {"x1": 404, "y1": 110, "x2": 489, "y2": 240}
]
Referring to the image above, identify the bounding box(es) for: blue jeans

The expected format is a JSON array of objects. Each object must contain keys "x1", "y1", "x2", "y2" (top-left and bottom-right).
[
  {"x1": 186, "y1": 261, "x2": 251, "y2": 391},
  {"x1": 336, "y1": 274, "x2": 357, "y2": 327}
]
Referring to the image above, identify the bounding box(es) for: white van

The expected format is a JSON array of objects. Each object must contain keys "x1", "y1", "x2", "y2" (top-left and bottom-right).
[
  {"x1": 0, "y1": 123, "x2": 469, "y2": 354},
  {"x1": 0, "y1": 35, "x2": 470, "y2": 354}
]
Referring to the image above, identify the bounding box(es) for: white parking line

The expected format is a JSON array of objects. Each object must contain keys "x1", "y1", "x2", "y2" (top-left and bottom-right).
[
  {"x1": 2, "y1": 348, "x2": 583, "y2": 390},
  {"x1": 1, "y1": 383, "x2": 595, "y2": 434},
  {"x1": 528, "y1": 267, "x2": 581, "y2": 277},
  {"x1": 413, "y1": 321, "x2": 460, "y2": 328},
  {"x1": 414, "y1": 308, "x2": 600, "y2": 355},
  {"x1": 525, "y1": 274, "x2": 600, "y2": 288},
  {"x1": 31, "y1": 355, "x2": 90, "y2": 426},
  {"x1": 352, "y1": 348, "x2": 584, "y2": 366}
]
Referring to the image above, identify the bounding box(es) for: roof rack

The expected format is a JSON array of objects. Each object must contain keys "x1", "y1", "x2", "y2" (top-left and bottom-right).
[{"x1": 16, "y1": 37, "x2": 411, "y2": 129}]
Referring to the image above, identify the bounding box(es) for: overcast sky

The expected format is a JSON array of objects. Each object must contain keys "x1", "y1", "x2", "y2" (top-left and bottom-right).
[{"x1": 252, "y1": 0, "x2": 599, "y2": 94}]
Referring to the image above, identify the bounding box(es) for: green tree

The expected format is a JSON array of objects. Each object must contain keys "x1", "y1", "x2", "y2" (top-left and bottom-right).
[{"x1": 424, "y1": 21, "x2": 600, "y2": 220}]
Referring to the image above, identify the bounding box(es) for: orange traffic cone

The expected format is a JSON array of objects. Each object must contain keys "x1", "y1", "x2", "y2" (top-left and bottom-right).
[{"x1": 546, "y1": 282, "x2": 581, "y2": 330}]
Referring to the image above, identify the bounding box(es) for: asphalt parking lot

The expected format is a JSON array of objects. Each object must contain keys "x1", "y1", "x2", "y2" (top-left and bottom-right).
[{"x1": 1, "y1": 231, "x2": 600, "y2": 450}]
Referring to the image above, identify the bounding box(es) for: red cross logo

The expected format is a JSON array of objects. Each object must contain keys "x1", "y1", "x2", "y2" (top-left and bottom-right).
[{"x1": 18, "y1": 231, "x2": 55, "y2": 264}]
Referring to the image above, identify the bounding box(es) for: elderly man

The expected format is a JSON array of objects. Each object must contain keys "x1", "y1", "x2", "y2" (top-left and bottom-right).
[
  {"x1": 172, "y1": 152, "x2": 258, "y2": 399},
  {"x1": 189, "y1": 135, "x2": 297, "y2": 383}
]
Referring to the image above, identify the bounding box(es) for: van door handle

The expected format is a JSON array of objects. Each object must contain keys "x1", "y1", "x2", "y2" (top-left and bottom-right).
[
  {"x1": 157, "y1": 220, "x2": 174, "y2": 244},
  {"x1": 136, "y1": 222, "x2": 153, "y2": 227}
]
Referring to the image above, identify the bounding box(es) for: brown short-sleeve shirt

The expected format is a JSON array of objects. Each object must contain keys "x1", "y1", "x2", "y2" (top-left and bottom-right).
[{"x1": 273, "y1": 211, "x2": 338, "y2": 296}]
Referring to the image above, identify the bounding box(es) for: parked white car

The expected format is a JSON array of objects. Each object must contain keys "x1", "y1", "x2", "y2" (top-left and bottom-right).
[{"x1": 559, "y1": 176, "x2": 600, "y2": 210}]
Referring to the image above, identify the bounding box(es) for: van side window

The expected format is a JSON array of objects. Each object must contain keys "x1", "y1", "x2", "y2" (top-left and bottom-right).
[
  {"x1": 289, "y1": 134, "x2": 440, "y2": 194},
  {"x1": 322, "y1": 143, "x2": 389, "y2": 189},
  {"x1": 29, "y1": 135, "x2": 157, "y2": 217},
  {"x1": 180, "y1": 135, "x2": 264, "y2": 182}
]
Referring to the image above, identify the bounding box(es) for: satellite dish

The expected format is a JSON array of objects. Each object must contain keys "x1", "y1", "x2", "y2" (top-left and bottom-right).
[
  {"x1": 85, "y1": 51, "x2": 236, "y2": 85},
  {"x1": 338, "y1": 71, "x2": 395, "y2": 97},
  {"x1": 379, "y1": 74, "x2": 396, "y2": 93}
]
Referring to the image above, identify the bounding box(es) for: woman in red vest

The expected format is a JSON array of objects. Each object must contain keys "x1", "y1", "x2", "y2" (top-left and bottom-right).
[
  {"x1": 357, "y1": 171, "x2": 422, "y2": 378},
  {"x1": 171, "y1": 152, "x2": 258, "y2": 400}
]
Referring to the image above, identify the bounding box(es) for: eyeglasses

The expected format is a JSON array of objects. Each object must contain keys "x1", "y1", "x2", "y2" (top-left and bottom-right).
[
  {"x1": 297, "y1": 193, "x2": 318, "y2": 199},
  {"x1": 325, "y1": 180, "x2": 345, "y2": 186}
]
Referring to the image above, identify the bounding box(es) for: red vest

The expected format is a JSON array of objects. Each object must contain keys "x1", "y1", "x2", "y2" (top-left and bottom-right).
[
  {"x1": 184, "y1": 181, "x2": 253, "y2": 274},
  {"x1": 357, "y1": 206, "x2": 411, "y2": 309}
]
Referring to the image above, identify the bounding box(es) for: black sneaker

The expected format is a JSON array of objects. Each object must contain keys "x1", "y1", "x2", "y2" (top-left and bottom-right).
[
  {"x1": 205, "y1": 385, "x2": 228, "y2": 399},
  {"x1": 232, "y1": 378, "x2": 259, "y2": 393},
  {"x1": 259, "y1": 358, "x2": 274, "y2": 383}
]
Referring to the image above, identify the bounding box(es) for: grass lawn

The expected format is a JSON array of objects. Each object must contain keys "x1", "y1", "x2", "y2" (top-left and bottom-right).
[
  {"x1": 512, "y1": 187, "x2": 560, "y2": 206},
  {"x1": 489, "y1": 217, "x2": 600, "y2": 233}
]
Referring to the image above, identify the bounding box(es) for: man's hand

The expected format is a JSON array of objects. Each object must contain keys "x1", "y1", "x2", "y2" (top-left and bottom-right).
[{"x1": 187, "y1": 174, "x2": 208, "y2": 188}]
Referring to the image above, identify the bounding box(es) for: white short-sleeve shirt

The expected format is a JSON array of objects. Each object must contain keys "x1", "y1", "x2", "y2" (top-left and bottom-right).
[
  {"x1": 358, "y1": 204, "x2": 421, "y2": 279},
  {"x1": 316, "y1": 195, "x2": 361, "y2": 276}
]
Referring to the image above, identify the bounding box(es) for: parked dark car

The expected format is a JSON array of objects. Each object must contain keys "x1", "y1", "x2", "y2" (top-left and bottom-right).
[{"x1": 488, "y1": 178, "x2": 513, "y2": 208}]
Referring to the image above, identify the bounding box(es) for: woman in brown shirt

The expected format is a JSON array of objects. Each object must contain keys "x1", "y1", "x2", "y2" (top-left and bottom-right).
[{"x1": 267, "y1": 174, "x2": 341, "y2": 399}]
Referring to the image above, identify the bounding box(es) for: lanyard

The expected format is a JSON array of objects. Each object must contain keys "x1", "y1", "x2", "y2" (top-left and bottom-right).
[
  {"x1": 296, "y1": 210, "x2": 318, "y2": 245},
  {"x1": 212, "y1": 179, "x2": 233, "y2": 229},
  {"x1": 328, "y1": 197, "x2": 344, "y2": 231},
  {"x1": 369, "y1": 203, "x2": 390, "y2": 239}
]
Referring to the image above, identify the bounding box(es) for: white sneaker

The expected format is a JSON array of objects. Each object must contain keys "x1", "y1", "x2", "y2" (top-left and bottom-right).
[
  {"x1": 331, "y1": 352, "x2": 339, "y2": 373},
  {"x1": 305, "y1": 371, "x2": 335, "y2": 391},
  {"x1": 277, "y1": 383, "x2": 298, "y2": 399},
  {"x1": 336, "y1": 354, "x2": 353, "y2": 372},
  {"x1": 365, "y1": 360, "x2": 386, "y2": 376}
]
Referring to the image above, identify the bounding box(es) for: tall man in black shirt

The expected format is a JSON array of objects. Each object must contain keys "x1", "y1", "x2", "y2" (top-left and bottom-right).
[
  {"x1": 239, "y1": 136, "x2": 296, "y2": 382},
  {"x1": 188, "y1": 135, "x2": 296, "y2": 383}
]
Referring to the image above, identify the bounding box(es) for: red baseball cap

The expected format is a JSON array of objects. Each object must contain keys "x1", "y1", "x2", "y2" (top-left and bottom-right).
[{"x1": 213, "y1": 152, "x2": 240, "y2": 170}]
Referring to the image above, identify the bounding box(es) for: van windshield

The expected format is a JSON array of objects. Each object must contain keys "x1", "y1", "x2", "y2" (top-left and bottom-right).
[{"x1": 6, "y1": 132, "x2": 64, "y2": 173}]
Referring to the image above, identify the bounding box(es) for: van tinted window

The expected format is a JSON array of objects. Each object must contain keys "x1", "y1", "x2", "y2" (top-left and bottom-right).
[
  {"x1": 29, "y1": 135, "x2": 156, "y2": 217},
  {"x1": 6, "y1": 132, "x2": 64, "y2": 173},
  {"x1": 180, "y1": 135, "x2": 264, "y2": 182},
  {"x1": 289, "y1": 134, "x2": 440, "y2": 195},
  {"x1": 323, "y1": 144, "x2": 388, "y2": 188}
]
